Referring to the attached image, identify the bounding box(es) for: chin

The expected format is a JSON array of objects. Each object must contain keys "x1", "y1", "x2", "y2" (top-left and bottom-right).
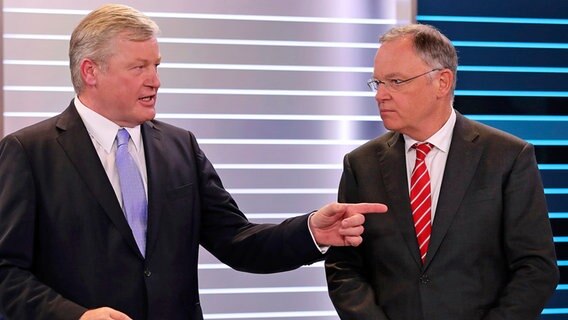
[
  {"x1": 143, "y1": 116, "x2": 156, "y2": 123},
  {"x1": 143, "y1": 109, "x2": 157, "y2": 121},
  {"x1": 381, "y1": 120, "x2": 395, "y2": 131}
]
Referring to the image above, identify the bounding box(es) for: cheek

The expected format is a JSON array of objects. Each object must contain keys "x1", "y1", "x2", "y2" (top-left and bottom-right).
[
  {"x1": 392, "y1": 97, "x2": 414, "y2": 115},
  {"x1": 404, "y1": 94, "x2": 429, "y2": 112}
]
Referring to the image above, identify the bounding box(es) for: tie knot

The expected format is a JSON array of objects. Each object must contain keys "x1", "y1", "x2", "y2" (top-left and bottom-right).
[
  {"x1": 117, "y1": 128, "x2": 130, "y2": 147},
  {"x1": 413, "y1": 143, "x2": 432, "y2": 161}
]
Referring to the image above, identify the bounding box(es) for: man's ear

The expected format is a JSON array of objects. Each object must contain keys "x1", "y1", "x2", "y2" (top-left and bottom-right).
[
  {"x1": 80, "y1": 59, "x2": 98, "y2": 87},
  {"x1": 436, "y1": 68, "x2": 454, "y2": 98}
]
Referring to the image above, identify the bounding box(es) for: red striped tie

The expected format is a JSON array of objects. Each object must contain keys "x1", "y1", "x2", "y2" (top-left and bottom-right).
[{"x1": 410, "y1": 143, "x2": 433, "y2": 263}]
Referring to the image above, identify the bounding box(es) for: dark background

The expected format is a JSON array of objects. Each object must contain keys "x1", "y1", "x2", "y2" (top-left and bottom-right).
[{"x1": 418, "y1": 1, "x2": 568, "y2": 318}]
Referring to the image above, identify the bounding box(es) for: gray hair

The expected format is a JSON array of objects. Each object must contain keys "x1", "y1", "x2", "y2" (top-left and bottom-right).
[
  {"x1": 69, "y1": 4, "x2": 160, "y2": 93},
  {"x1": 380, "y1": 24, "x2": 458, "y2": 92}
]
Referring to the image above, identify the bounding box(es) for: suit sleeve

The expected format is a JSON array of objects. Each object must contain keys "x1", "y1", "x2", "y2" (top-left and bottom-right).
[
  {"x1": 0, "y1": 136, "x2": 86, "y2": 319},
  {"x1": 325, "y1": 154, "x2": 389, "y2": 320},
  {"x1": 187, "y1": 132, "x2": 324, "y2": 273},
  {"x1": 482, "y1": 142, "x2": 559, "y2": 319}
]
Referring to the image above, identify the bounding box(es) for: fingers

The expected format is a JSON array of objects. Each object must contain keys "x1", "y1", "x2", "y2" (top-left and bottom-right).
[
  {"x1": 111, "y1": 311, "x2": 133, "y2": 320},
  {"x1": 310, "y1": 202, "x2": 388, "y2": 247},
  {"x1": 344, "y1": 235, "x2": 363, "y2": 247},
  {"x1": 315, "y1": 202, "x2": 387, "y2": 221},
  {"x1": 340, "y1": 225, "x2": 364, "y2": 236},
  {"x1": 342, "y1": 202, "x2": 388, "y2": 229},
  {"x1": 341, "y1": 212, "x2": 365, "y2": 227},
  {"x1": 80, "y1": 307, "x2": 132, "y2": 320},
  {"x1": 338, "y1": 204, "x2": 387, "y2": 247},
  {"x1": 346, "y1": 203, "x2": 388, "y2": 216},
  {"x1": 339, "y1": 218, "x2": 365, "y2": 247}
]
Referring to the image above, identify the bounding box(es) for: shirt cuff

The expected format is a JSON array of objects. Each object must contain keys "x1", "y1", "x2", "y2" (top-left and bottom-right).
[{"x1": 308, "y1": 212, "x2": 329, "y2": 254}]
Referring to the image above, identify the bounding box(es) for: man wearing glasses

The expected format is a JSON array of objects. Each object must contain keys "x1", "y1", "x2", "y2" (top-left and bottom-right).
[{"x1": 325, "y1": 24, "x2": 558, "y2": 319}]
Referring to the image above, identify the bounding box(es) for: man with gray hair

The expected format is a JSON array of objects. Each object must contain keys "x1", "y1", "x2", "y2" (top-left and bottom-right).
[{"x1": 325, "y1": 24, "x2": 558, "y2": 319}]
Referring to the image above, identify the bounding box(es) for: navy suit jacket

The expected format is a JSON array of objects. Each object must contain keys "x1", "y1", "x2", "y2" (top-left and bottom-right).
[
  {"x1": 0, "y1": 101, "x2": 323, "y2": 319},
  {"x1": 326, "y1": 112, "x2": 558, "y2": 320}
]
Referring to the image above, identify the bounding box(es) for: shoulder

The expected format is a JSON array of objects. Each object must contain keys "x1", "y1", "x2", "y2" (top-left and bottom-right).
[
  {"x1": 143, "y1": 119, "x2": 203, "y2": 157},
  {"x1": 453, "y1": 114, "x2": 536, "y2": 169},
  {"x1": 144, "y1": 119, "x2": 198, "y2": 141},
  {"x1": 2, "y1": 113, "x2": 64, "y2": 147},
  {"x1": 457, "y1": 113, "x2": 529, "y2": 150},
  {"x1": 347, "y1": 131, "x2": 400, "y2": 159},
  {"x1": 2, "y1": 101, "x2": 80, "y2": 146}
]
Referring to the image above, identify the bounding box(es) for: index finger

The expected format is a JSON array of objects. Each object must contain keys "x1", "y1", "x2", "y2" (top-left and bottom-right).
[{"x1": 345, "y1": 203, "x2": 388, "y2": 215}]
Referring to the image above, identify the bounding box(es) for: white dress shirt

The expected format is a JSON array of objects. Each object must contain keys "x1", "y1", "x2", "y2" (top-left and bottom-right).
[
  {"x1": 74, "y1": 96, "x2": 148, "y2": 209},
  {"x1": 404, "y1": 109, "x2": 456, "y2": 221}
]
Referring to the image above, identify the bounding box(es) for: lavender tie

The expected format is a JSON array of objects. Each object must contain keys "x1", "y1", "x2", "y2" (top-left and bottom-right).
[{"x1": 116, "y1": 128, "x2": 147, "y2": 257}]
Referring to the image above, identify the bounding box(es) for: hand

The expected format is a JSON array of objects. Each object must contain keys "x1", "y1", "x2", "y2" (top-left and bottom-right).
[
  {"x1": 309, "y1": 202, "x2": 388, "y2": 247},
  {"x1": 79, "y1": 307, "x2": 132, "y2": 320}
]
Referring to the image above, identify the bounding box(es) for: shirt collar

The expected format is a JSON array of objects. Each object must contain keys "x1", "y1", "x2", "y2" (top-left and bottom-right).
[
  {"x1": 404, "y1": 108, "x2": 456, "y2": 154},
  {"x1": 74, "y1": 96, "x2": 143, "y2": 153}
]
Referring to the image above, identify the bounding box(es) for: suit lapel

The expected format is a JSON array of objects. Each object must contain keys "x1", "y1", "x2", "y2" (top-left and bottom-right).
[
  {"x1": 56, "y1": 103, "x2": 143, "y2": 258},
  {"x1": 141, "y1": 121, "x2": 166, "y2": 259},
  {"x1": 379, "y1": 133, "x2": 423, "y2": 267},
  {"x1": 424, "y1": 113, "x2": 482, "y2": 267}
]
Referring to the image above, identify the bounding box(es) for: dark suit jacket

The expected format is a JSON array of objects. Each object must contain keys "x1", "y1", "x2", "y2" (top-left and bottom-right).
[
  {"x1": 325, "y1": 112, "x2": 558, "y2": 320},
  {"x1": 0, "y1": 102, "x2": 323, "y2": 320}
]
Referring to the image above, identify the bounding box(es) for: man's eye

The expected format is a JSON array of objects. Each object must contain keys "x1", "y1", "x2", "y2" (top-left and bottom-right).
[{"x1": 390, "y1": 79, "x2": 404, "y2": 85}]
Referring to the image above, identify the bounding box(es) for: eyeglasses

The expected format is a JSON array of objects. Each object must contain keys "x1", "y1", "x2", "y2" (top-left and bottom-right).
[{"x1": 367, "y1": 68, "x2": 442, "y2": 92}]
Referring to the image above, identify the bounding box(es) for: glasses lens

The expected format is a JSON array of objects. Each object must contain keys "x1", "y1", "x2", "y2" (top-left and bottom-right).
[{"x1": 367, "y1": 79, "x2": 377, "y2": 92}]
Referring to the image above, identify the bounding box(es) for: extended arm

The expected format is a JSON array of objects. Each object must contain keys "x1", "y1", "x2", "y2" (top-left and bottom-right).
[{"x1": 193, "y1": 133, "x2": 386, "y2": 274}]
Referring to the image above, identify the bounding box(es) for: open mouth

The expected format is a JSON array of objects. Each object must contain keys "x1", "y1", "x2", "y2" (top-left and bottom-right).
[{"x1": 139, "y1": 95, "x2": 155, "y2": 102}]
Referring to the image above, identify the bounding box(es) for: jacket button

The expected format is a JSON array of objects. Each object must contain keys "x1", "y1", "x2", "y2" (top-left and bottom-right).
[
  {"x1": 419, "y1": 275, "x2": 430, "y2": 284},
  {"x1": 144, "y1": 269, "x2": 152, "y2": 277}
]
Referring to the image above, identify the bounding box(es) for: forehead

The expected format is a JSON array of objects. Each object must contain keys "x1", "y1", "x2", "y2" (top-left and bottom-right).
[
  {"x1": 113, "y1": 34, "x2": 158, "y2": 48},
  {"x1": 109, "y1": 36, "x2": 160, "y2": 59},
  {"x1": 374, "y1": 37, "x2": 424, "y2": 75}
]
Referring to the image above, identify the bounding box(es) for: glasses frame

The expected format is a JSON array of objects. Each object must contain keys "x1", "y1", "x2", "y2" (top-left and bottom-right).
[{"x1": 367, "y1": 68, "x2": 442, "y2": 92}]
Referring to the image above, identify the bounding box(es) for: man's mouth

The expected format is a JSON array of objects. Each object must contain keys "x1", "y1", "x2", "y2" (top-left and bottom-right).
[{"x1": 139, "y1": 95, "x2": 155, "y2": 102}]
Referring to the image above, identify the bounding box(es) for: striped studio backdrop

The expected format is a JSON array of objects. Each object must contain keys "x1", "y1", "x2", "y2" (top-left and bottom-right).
[{"x1": 2, "y1": 0, "x2": 412, "y2": 319}]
